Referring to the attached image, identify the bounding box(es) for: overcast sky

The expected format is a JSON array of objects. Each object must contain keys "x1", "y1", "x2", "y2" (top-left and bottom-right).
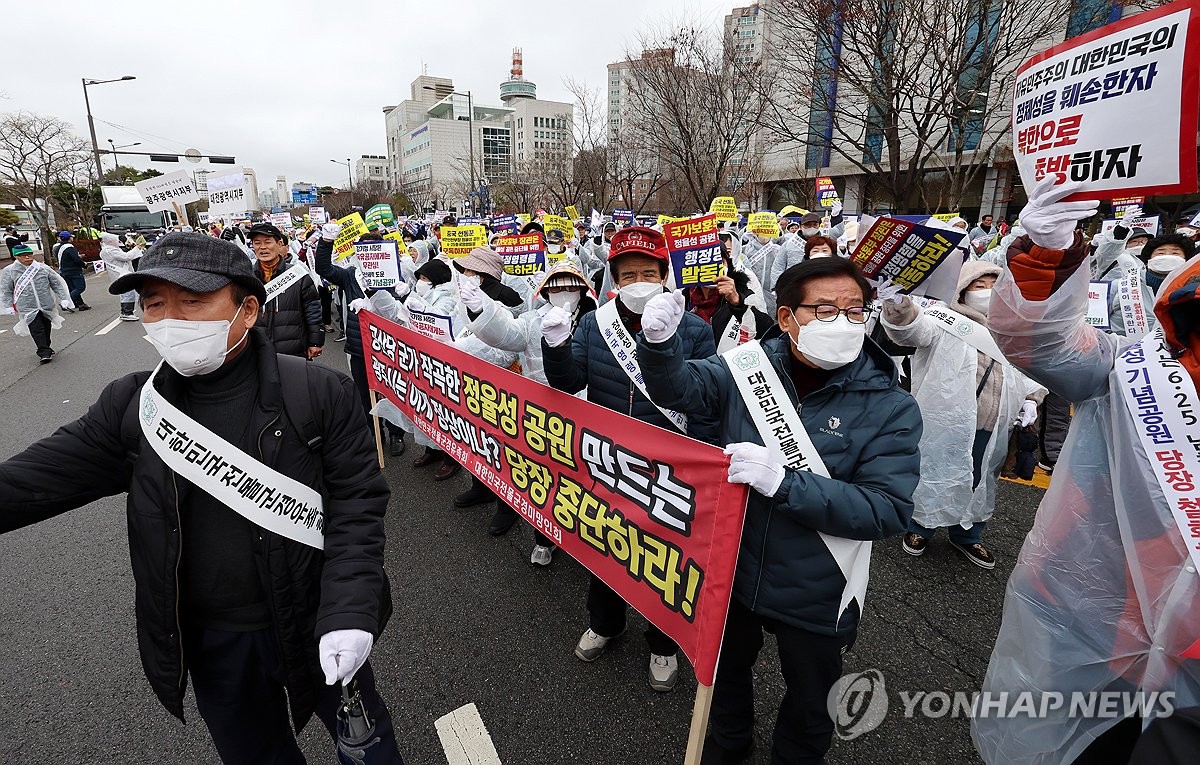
[{"x1": 8, "y1": 0, "x2": 739, "y2": 189}]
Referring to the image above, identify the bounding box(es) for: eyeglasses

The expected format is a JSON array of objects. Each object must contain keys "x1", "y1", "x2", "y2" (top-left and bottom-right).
[{"x1": 793, "y1": 304, "x2": 872, "y2": 323}]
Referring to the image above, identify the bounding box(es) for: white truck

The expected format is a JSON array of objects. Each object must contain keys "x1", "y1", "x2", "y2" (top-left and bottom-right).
[{"x1": 100, "y1": 186, "x2": 178, "y2": 238}]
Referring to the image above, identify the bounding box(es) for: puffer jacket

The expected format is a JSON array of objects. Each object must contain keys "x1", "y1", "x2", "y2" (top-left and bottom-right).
[
  {"x1": 542, "y1": 302, "x2": 719, "y2": 444},
  {"x1": 255, "y1": 255, "x2": 324, "y2": 356},
  {"x1": 637, "y1": 333, "x2": 921, "y2": 637},
  {"x1": 0, "y1": 330, "x2": 392, "y2": 730}
]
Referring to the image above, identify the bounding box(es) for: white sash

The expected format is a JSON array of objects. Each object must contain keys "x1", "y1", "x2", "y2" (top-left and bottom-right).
[
  {"x1": 1116, "y1": 265, "x2": 1151, "y2": 338},
  {"x1": 922, "y1": 305, "x2": 1007, "y2": 365},
  {"x1": 721, "y1": 340, "x2": 871, "y2": 627},
  {"x1": 1116, "y1": 328, "x2": 1200, "y2": 575},
  {"x1": 263, "y1": 264, "x2": 306, "y2": 304},
  {"x1": 716, "y1": 313, "x2": 755, "y2": 354},
  {"x1": 12, "y1": 262, "x2": 42, "y2": 304},
  {"x1": 595, "y1": 299, "x2": 687, "y2": 432},
  {"x1": 138, "y1": 364, "x2": 325, "y2": 549}
]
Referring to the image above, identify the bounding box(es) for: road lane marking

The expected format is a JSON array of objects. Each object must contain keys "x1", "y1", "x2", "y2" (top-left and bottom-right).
[
  {"x1": 436, "y1": 703, "x2": 501, "y2": 765},
  {"x1": 95, "y1": 317, "x2": 123, "y2": 335}
]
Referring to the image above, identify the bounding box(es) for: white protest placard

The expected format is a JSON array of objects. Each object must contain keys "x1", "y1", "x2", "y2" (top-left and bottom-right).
[
  {"x1": 1012, "y1": 0, "x2": 1200, "y2": 200},
  {"x1": 207, "y1": 169, "x2": 249, "y2": 216},
  {"x1": 310, "y1": 206, "x2": 328, "y2": 225},
  {"x1": 1087, "y1": 281, "x2": 1112, "y2": 329},
  {"x1": 352, "y1": 240, "x2": 400, "y2": 290},
  {"x1": 134, "y1": 170, "x2": 201, "y2": 213},
  {"x1": 406, "y1": 306, "x2": 454, "y2": 341},
  {"x1": 268, "y1": 212, "x2": 292, "y2": 230},
  {"x1": 1189, "y1": 210, "x2": 1200, "y2": 228},
  {"x1": 1101, "y1": 215, "x2": 1161, "y2": 236}
]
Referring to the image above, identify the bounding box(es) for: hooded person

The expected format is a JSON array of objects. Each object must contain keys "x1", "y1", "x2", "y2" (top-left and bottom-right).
[
  {"x1": 688, "y1": 232, "x2": 773, "y2": 353},
  {"x1": 970, "y1": 175, "x2": 1200, "y2": 764},
  {"x1": 540, "y1": 225, "x2": 718, "y2": 693},
  {"x1": 879, "y1": 260, "x2": 1045, "y2": 568},
  {"x1": 0, "y1": 244, "x2": 74, "y2": 361},
  {"x1": 461, "y1": 262, "x2": 599, "y2": 564},
  {"x1": 1088, "y1": 205, "x2": 1156, "y2": 339},
  {"x1": 100, "y1": 231, "x2": 140, "y2": 320}
]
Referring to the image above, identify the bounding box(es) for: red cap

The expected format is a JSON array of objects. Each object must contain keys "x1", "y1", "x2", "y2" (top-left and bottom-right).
[{"x1": 607, "y1": 226, "x2": 669, "y2": 263}]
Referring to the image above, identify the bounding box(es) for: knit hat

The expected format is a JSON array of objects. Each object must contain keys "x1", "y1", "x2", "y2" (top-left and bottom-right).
[
  {"x1": 453, "y1": 246, "x2": 504, "y2": 280},
  {"x1": 414, "y1": 259, "x2": 451, "y2": 286}
]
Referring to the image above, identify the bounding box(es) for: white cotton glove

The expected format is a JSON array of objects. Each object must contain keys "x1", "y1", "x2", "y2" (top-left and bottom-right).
[
  {"x1": 320, "y1": 222, "x2": 343, "y2": 241},
  {"x1": 1120, "y1": 206, "x2": 1144, "y2": 226},
  {"x1": 395, "y1": 281, "x2": 410, "y2": 298},
  {"x1": 1017, "y1": 400, "x2": 1039, "y2": 428},
  {"x1": 869, "y1": 277, "x2": 905, "y2": 305},
  {"x1": 830, "y1": 200, "x2": 843, "y2": 218},
  {"x1": 541, "y1": 305, "x2": 572, "y2": 348},
  {"x1": 458, "y1": 278, "x2": 484, "y2": 312},
  {"x1": 318, "y1": 629, "x2": 374, "y2": 686},
  {"x1": 641, "y1": 291, "x2": 685, "y2": 344},
  {"x1": 60, "y1": 299, "x2": 74, "y2": 310},
  {"x1": 1018, "y1": 176, "x2": 1100, "y2": 250},
  {"x1": 348, "y1": 298, "x2": 368, "y2": 313},
  {"x1": 405, "y1": 294, "x2": 427, "y2": 313},
  {"x1": 724, "y1": 442, "x2": 786, "y2": 497}
]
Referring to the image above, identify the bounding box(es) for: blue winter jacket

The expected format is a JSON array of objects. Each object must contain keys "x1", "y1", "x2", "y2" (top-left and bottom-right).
[
  {"x1": 637, "y1": 333, "x2": 922, "y2": 637},
  {"x1": 542, "y1": 306, "x2": 720, "y2": 444}
]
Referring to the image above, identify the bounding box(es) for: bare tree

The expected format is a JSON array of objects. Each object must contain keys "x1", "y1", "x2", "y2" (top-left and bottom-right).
[
  {"x1": 0, "y1": 112, "x2": 89, "y2": 262},
  {"x1": 564, "y1": 78, "x2": 616, "y2": 214},
  {"x1": 761, "y1": 0, "x2": 1065, "y2": 211}
]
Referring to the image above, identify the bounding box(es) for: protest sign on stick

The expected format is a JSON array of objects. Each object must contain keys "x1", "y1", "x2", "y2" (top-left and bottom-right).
[
  {"x1": 333, "y1": 213, "x2": 369, "y2": 260},
  {"x1": 135, "y1": 170, "x2": 201, "y2": 214},
  {"x1": 664, "y1": 214, "x2": 724, "y2": 289},
  {"x1": 352, "y1": 241, "x2": 400, "y2": 289},
  {"x1": 495, "y1": 233, "x2": 546, "y2": 276},
  {"x1": 440, "y1": 225, "x2": 488, "y2": 258},
  {"x1": 708, "y1": 197, "x2": 739, "y2": 222},
  {"x1": 851, "y1": 217, "x2": 966, "y2": 302},
  {"x1": 815, "y1": 177, "x2": 841, "y2": 208}
]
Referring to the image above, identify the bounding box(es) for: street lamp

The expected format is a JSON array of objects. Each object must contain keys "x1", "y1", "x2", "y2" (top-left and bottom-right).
[
  {"x1": 423, "y1": 86, "x2": 475, "y2": 203},
  {"x1": 330, "y1": 158, "x2": 353, "y2": 206},
  {"x1": 106, "y1": 139, "x2": 141, "y2": 172},
  {"x1": 82, "y1": 75, "x2": 135, "y2": 182}
]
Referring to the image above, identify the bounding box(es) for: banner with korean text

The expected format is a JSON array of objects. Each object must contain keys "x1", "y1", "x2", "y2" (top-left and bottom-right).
[
  {"x1": 360, "y1": 311, "x2": 749, "y2": 685},
  {"x1": 851, "y1": 217, "x2": 966, "y2": 302},
  {"x1": 495, "y1": 232, "x2": 546, "y2": 276},
  {"x1": 664, "y1": 214, "x2": 724, "y2": 289},
  {"x1": 1012, "y1": 0, "x2": 1200, "y2": 199}
]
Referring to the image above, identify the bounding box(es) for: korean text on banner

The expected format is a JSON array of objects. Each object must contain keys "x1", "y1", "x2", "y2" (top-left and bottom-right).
[
  {"x1": 492, "y1": 214, "x2": 520, "y2": 235},
  {"x1": 269, "y1": 212, "x2": 292, "y2": 230},
  {"x1": 359, "y1": 311, "x2": 749, "y2": 685},
  {"x1": 353, "y1": 240, "x2": 400, "y2": 289},
  {"x1": 440, "y1": 225, "x2": 488, "y2": 258},
  {"x1": 815, "y1": 177, "x2": 841, "y2": 208},
  {"x1": 1111, "y1": 195, "x2": 1146, "y2": 213},
  {"x1": 709, "y1": 197, "x2": 739, "y2": 222},
  {"x1": 565, "y1": 205, "x2": 579, "y2": 220},
  {"x1": 1011, "y1": 0, "x2": 1200, "y2": 200},
  {"x1": 931, "y1": 212, "x2": 962, "y2": 222},
  {"x1": 664, "y1": 214, "x2": 724, "y2": 289},
  {"x1": 850, "y1": 217, "x2": 966, "y2": 299},
  {"x1": 309, "y1": 206, "x2": 328, "y2": 225},
  {"x1": 135, "y1": 170, "x2": 201, "y2": 213},
  {"x1": 657, "y1": 215, "x2": 687, "y2": 228},
  {"x1": 207, "y1": 169, "x2": 248, "y2": 216},
  {"x1": 495, "y1": 233, "x2": 547, "y2": 276},
  {"x1": 365, "y1": 204, "x2": 395, "y2": 228},
  {"x1": 543, "y1": 215, "x2": 573, "y2": 238},
  {"x1": 612, "y1": 208, "x2": 634, "y2": 225},
  {"x1": 1087, "y1": 281, "x2": 1113, "y2": 329},
  {"x1": 333, "y1": 213, "x2": 369, "y2": 261},
  {"x1": 1101, "y1": 214, "x2": 1161, "y2": 236},
  {"x1": 747, "y1": 212, "x2": 780, "y2": 238}
]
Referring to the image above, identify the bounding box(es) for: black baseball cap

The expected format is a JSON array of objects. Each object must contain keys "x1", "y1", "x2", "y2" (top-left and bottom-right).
[
  {"x1": 109, "y1": 232, "x2": 267, "y2": 302},
  {"x1": 247, "y1": 222, "x2": 286, "y2": 241}
]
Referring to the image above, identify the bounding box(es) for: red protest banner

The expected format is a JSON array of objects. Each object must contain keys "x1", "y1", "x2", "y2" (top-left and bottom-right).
[
  {"x1": 359, "y1": 310, "x2": 749, "y2": 686},
  {"x1": 1012, "y1": 0, "x2": 1200, "y2": 200}
]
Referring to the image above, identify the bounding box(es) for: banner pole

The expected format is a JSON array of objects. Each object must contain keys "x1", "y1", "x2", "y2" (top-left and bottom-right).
[
  {"x1": 682, "y1": 683, "x2": 714, "y2": 765},
  {"x1": 369, "y1": 390, "x2": 385, "y2": 470}
]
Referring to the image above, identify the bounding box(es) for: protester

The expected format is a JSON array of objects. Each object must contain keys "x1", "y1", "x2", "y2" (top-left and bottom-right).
[
  {"x1": 248, "y1": 223, "x2": 324, "y2": 359},
  {"x1": 404, "y1": 258, "x2": 464, "y2": 477},
  {"x1": 1140, "y1": 232, "x2": 1195, "y2": 293},
  {"x1": 1089, "y1": 206, "x2": 1155, "y2": 339},
  {"x1": 1, "y1": 244, "x2": 74, "y2": 362},
  {"x1": 0, "y1": 232, "x2": 405, "y2": 764},
  {"x1": 636, "y1": 256, "x2": 922, "y2": 763},
  {"x1": 54, "y1": 230, "x2": 91, "y2": 311},
  {"x1": 100, "y1": 231, "x2": 140, "y2": 321},
  {"x1": 880, "y1": 261, "x2": 1045, "y2": 568},
  {"x1": 804, "y1": 235, "x2": 838, "y2": 260},
  {"x1": 542, "y1": 225, "x2": 717, "y2": 693},
  {"x1": 686, "y1": 239, "x2": 773, "y2": 352},
  {"x1": 971, "y1": 176, "x2": 1200, "y2": 764},
  {"x1": 4, "y1": 225, "x2": 29, "y2": 258},
  {"x1": 970, "y1": 214, "x2": 996, "y2": 242}
]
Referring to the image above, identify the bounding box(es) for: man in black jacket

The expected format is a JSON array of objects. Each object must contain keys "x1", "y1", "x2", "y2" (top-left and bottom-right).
[
  {"x1": 0, "y1": 233, "x2": 404, "y2": 765},
  {"x1": 54, "y1": 230, "x2": 91, "y2": 311},
  {"x1": 249, "y1": 223, "x2": 324, "y2": 359}
]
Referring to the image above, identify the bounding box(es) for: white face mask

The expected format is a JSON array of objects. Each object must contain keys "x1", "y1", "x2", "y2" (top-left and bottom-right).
[
  {"x1": 144, "y1": 299, "x2": 249, "y2": 377},
  {"x1": 415, "y1": 279, "x2": 433, "y2": 296},
  {"x1": 548, "y1": 290, "x2": 581, "y2": 313},
  {"x1": 801, "y1": 227, "x2": 820, "y2": 238},
  {"x1": 790, "y1": 313, "x2": 865, "y2": 370},
  {"x1": 547, "y1": 244, "x2": 565, "y2": 255},
  {"x1": 963, "y1": 288, "x2": 993, "y2": 314},
  {"x1": 618, "y1": 281, "x2": 663, "y2": 314},
  {"x1": 1148, "y1": 254, "x2": 1186, "y2": 274}
]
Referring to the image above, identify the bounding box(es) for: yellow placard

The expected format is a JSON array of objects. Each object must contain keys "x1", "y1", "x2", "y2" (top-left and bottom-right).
[
  {"x1": 565, "y1": 205, "x2": 579, "y2": 220},
  {"x1": 440, "y1": 225, "x2": 488, "y2": 258},
  {"x1": 778, "y1": 205, "x2": 809, "y2": 219},
  {"x1": 708, "y1": 196, "x2": 739, "y2": 222},
  {"x1": 384, "y1": 231, "x2": 406, "y2": 246},
  {"x1": 932, "y1": 212, "x2": 962, "y2": 222},
  {"x1": 747, "y1": 212, "x2": 780, "y2": 238},
  {"x1": 543, "y1": 214, "x2": 573, "y2": 236},
  {"x1": 657, "y1": 214, "x2": 687, "y2": 227},
  {"x1": 516, "y1": 213, "x2": 531, "y2": 227},
  {"x1": 333, "y1": 213, "x2": 369, "y2": 260}
]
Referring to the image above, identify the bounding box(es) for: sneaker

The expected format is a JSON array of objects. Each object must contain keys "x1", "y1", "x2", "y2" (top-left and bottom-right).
[
  {"x1": 574, "y1": 628, "x2": 618, "y2": 662},
  {"x1": 488, "y1": 504, "x2": 518, "y2": 536},
  {"x1": 1037, "y1": 461, "x2": 1055, "y2": 475},
  {"x1": 902, "y1": 533, "x2": 928, "y2": 556},
  {"x1": 119, "y1": 314, "x2": 139, "y2": 322},
  {"x1": 530, "y1": 544, "x2": 554, "y2": 566},
  {"x1": 648, "y1": 653, "x2": 678, "y2": 692},
  {"x1": 454, "y1": 480, "x2": 495, "y2": 508},
  {"x1": 39, "y1": 355, "x2": 53, "y2": 364},
  {"x1": 951, "y1": 541, "x2": 996, "y2": 570},
  {"x1": 388, "y1": 432, "x2": 406, "y2": 457},
  {"x1": 63, "y1": 306, "x2": 76, "y2": 313},
  {"x1": 334, "y1": 333, "x2": 347, "y2": 342},
  {"x1": 77, "y1": 304, "x2": 92, "y2": 311},
  {"x1": 700, "y1": 736, "x2": 754, "y2": 764}
]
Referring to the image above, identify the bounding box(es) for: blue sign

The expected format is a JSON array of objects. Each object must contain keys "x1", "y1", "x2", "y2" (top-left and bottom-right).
[
  {"x1": 613, "y1": 208, "x2": 634, "y2": 224},
  {"x1": 291, "y1": 189, "x2": 318, "y2": 205}
]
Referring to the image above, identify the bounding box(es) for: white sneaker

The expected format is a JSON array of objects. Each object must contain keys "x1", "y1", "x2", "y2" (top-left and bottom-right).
[
  {"x1": 574, "y1": 628, "x2": 612, "y2": 662},
  {"x1": 119, "y1": 314, "x2": 139, "y2": 321},
  {"x1": 649, "y1": 653, "x2": 678, "y2": 692},
  {"x1": 530, "y1": 544, "x2": 554, "y2": 566}
]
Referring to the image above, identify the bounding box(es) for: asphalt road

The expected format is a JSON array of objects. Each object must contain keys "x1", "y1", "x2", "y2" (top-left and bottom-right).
[{"x1": 0, "y1": 276, "x2": 1048, "y2": 764}]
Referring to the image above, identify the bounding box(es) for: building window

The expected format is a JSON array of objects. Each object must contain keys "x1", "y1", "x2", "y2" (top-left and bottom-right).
[{"x1": 1067, "y1": 0, "x2": 1120, "y2": 38}]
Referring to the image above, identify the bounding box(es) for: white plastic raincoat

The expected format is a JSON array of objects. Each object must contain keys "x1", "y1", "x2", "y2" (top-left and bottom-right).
[{"x1": 0, "y1": 260, "x2": 71, "y2": 335}]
